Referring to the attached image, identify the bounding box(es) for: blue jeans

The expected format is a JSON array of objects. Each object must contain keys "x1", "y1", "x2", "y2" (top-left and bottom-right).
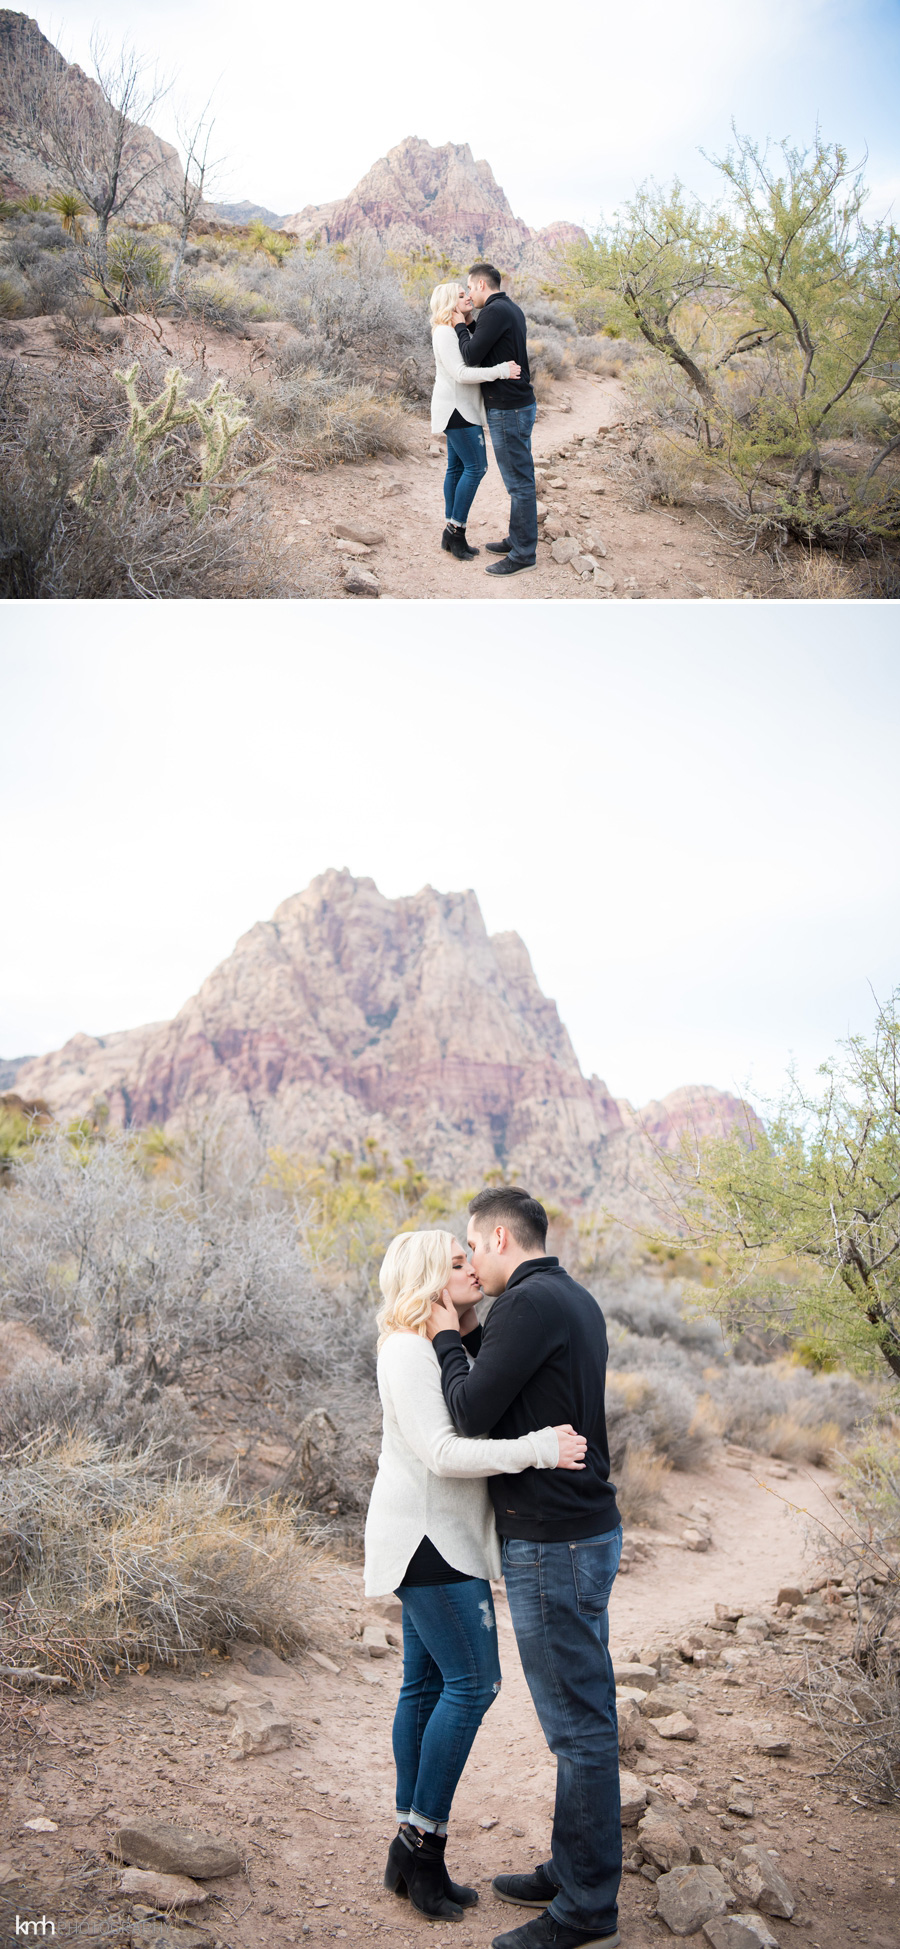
[
  {"x1": 392, "y1": 1578, "x2": 501, "y2": 1829},
  {"x1": 502, "y1": 1526, "x2": 623, "y2": 1935},
  {"x1": 486, "y1": 402, "x2": 538, "y2": 562},
  {"x1": 444, "y1": 423, "x2": 488, "y2": 524}
]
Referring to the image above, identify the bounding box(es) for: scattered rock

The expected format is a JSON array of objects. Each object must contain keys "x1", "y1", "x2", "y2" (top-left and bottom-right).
[
  {"x1": 227, "y1": 1699, "x2": 293, "y2": 1759},
  {"x1": 307, "y1": 1650, "x2": 341, "y2": 1675},
  {"x1": 638, "y1": 1814, "x2": 691, "y2": 1873},
  {"x1": 118, "y1": 1868, "x2": 208, "y2": 1908},
  {"x1": 715, "y1": 1605, "x2": 742, "y2": 1623},
  {"x1": 615, "y1": 1663, "x2": 659, "y2": 1691},
  {"x1": 379, "y1": 480, "x2": 405, "y2": 498},
  {"x1": 731, "y1": 1846, "x2": 795, "y2": 1919},
  {"x1": 22, "y1": 1818, "x2": 57, "y2": 1833},
  {"x1": 336, "y1": 539, "x2": 373, "y2": 557},
  {"x1": 683, "y1": 1528, "x2": 711, "y2": 1552},
  {"x1": 359, "y1": 1625, "x2": 395, "y2": 1658},
  {"x1": 727, "y1": 1789, "x2": 755, "y2": 1819},
  {"x1": 619, "y1": 1770, "x2": 648, "y2": 1826},
  {"x1": 704, "y1": 1917, "x2": 780, "y2": 1949},
  {"x1": 229, "y1": 1644, "x2": 291, "y2": 1679},
  {"x1": 775, "y1": 1587, "x2": 803, "y2": 1609},
  {"x1": 650, "y1": 1711, "x2": 698, "y2": 1742},
  {"x1": 535, "y1": 501, "x2": 548, "y2": 521},
  {"x1": 678, "y1": 1631, "x2": 706, "y2": 1661},
  {"x1": 334, "y1": 523, "x2": 385, "y2": 546},
  {"x1": 616, "y1": 1685, "x2": 649, "y2": 1706},
  {"x1": 641, "y1": 1684, "x2": 689, "y2": 1719},
  {"x1": 550, "y1": 537, "x2": 581, "y2": 564},
  {"x1": 581, "y1": 532, "x2": 607, "y2": 557},
  {"x1": 343, "y1": 565, "x2": 380, "y2": 596},
  {"x1": 655, "y1": 1864, "x2": 732, "y2": 1936},
  {"x1": 753, "y1": 1734, "x2": 791, "y2": 1759},
  {"x1": 542, "y1": 516, "x2": 568, "y2": 540},
  {"x1": 479, "y1": 1816, "x2": 499, "y2": 1830},
  {"x1": 617, "y1": 1697, "x2": 645, "y2": 1754},
  {"x1": 114, "y1": 1821, "x2": 242, "y2": 1880},
  {"x1": 660, "y1": 1773, "x2": 699, "y2": 1809}
]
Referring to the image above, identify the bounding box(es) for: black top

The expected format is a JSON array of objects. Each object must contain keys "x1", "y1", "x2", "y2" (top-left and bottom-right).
[
  {"x1": 455, "y1": 292, "x2": 535, "y2": 412},
  {"x1": 401, "y1": 1535, "x2": 472, "y2": 1587},
  {"x1": 444, "y1": 408, "x2": 470, "y2": 432},
  {"x1": 434, "y1": 1258, "x2": 619, "y2": 1542}
]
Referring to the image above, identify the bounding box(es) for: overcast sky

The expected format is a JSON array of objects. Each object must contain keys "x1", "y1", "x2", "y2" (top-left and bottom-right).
[
  {"x1": 2, "y1": 607, "x2": 897, "y2": 1115},
  {"x1": 35, "y1": 0, "x2": 900, "y2": 228}
]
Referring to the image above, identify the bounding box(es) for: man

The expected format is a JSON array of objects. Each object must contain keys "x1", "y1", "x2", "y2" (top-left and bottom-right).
[
  {"x1": 427, "y1": 1186, "x2": 622, "y2": 1949},
  {"x1": 455, "y1": 264, "x2": 538, "y2": 577}
]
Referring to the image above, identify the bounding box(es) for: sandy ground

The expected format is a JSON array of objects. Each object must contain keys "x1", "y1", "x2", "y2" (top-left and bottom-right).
[{"x1": 2, "y1": 1450, "x2": 897, "y2": 1949}]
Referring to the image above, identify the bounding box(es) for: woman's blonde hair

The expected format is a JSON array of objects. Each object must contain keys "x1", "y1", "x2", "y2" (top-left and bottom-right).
[
  {"x1": 430, "y1": 281, "x2": 463, "y2": 329},
  {"x1": 377, "y1": 1229, "x2": 455, "y2": 1349}
]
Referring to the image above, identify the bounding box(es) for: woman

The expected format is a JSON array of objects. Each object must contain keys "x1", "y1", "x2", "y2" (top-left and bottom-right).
[
  {"x1": 430, "y1": 282, "x2": 521, "y2": 563},
  {"x1": 365, "y1": 1229, "x2": 586, "y2": 1922}
]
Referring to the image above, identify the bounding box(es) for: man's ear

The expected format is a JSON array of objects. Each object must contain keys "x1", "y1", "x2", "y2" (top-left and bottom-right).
[{"x1": 495, "y1": 1225, "x2": 508, "y2": 1255}]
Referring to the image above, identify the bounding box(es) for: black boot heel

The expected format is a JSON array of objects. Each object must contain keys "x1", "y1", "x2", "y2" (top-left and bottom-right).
[{"x1": 396, "y1": 1826, "x2": 463, "y2": 1920}]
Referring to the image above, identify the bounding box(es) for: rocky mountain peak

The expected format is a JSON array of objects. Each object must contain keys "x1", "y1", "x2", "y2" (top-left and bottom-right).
[{"x1": 13, "y1": 869, "x2": 756, "y2": 1204}]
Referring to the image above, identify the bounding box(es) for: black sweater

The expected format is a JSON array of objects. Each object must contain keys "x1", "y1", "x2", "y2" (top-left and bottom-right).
[
  {"x1": 455, "y1": 292, "x2": 535, "y2": 411},
  {"x1": 434, "y1": 1257, "x2": 619, "y2": 1542}
]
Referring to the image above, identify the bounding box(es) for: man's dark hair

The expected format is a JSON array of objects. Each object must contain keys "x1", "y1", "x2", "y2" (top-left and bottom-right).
[
  {"x1": 468, "y1": 262, "x2": 502, "y2": 289},
  {"x1": 468, "y1": 1186, "x2": 548, "y2": 1251}
]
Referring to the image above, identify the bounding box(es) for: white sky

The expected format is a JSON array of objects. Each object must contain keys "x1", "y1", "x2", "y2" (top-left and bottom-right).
[
  {"x1": 2, "y1": 606, "x2": 898, "y2": 1114},
  {"x1": 36, "y1": 0, "x2": 900, "y2": 227}
]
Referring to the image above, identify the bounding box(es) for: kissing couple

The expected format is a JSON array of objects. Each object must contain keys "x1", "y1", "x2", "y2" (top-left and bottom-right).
[
  {"x1": 428, "y1": 263, "x2": 539, "y2": 576},
  {"x1": 364, "y1": 1185, "x2": 623, "y2": 1949}
]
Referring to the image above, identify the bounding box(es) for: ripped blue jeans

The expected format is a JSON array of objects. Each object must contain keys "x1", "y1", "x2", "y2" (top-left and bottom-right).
[{"x1": 392, "y1": 1578, "x2": 501, "y2": 1828}]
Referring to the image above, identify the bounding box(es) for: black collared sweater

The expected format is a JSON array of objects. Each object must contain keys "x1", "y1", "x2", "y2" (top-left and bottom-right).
[
  {"x1": 455, "y1": 291, "x2": 535, "y2": 411},
  {"x1": 434, "y1": 1256, "x2": 620, "y2": 1542}
]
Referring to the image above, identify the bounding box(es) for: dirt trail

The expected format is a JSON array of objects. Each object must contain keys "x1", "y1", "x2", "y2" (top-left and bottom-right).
[
  {"x1": 264, "y1": 369, "x2": 755, "y2": 602},
  {"x1": 3, "y1": 1452, "x2": 897, "y2": 1949}
]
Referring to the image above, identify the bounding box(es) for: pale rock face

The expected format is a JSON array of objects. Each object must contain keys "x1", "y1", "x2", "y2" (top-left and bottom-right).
[
  {"x1": 0, "y1": 13, "x2": 209, "y2": 220},
  {"x1": 15, "y1": 869, "x2": 756, "y2": 1201},
  {"x1": 282, "y1": 137, "x2": 586, "y2": 274}
]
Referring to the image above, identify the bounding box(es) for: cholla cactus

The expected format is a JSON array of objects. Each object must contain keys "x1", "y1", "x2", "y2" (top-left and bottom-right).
[{"x1": 105, "y1": 364, "x2": 250, "y2": 518}]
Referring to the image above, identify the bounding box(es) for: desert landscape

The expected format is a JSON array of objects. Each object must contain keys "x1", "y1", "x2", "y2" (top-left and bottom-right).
[{"x1": 1, "y1": 11, "x2": 897, "y2": 599}]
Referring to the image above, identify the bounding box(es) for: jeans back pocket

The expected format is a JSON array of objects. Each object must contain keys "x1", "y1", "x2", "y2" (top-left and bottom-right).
[{"x1": 570, "y1": 1527, "x2": 622, "y2": 1616}]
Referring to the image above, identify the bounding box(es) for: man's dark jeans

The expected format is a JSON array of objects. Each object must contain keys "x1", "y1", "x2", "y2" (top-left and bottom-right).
[
  {"x1": 486, "y1": 402, "x2": 538, "y2": 562},
  {"x1": 502, "y1": 1526, "x2": 622, "y2": 1935}
]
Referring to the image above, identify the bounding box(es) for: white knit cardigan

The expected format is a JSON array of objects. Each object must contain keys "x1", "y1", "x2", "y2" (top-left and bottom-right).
[
  {"x1": 363, "y1": 1330, "x2": 559, "y2": 1597},
  {"x1": 430, "y1": 323, "x2": 511, "y2": 434}
]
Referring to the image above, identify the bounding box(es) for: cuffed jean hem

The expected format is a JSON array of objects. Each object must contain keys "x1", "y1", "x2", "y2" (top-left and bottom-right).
[{"x1": 409, "y1": 1809, "x2": 448, "y2": 1834}]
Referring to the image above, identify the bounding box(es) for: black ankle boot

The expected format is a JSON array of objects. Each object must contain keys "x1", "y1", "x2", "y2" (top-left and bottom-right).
[
  {"x1": 384, "y1": 1825, "x2": 463, "y2": 1919},
  {"x1": 441, "y1": 524, "x2": 457, "y2": 553},
  {"x1": 385, "y1": 1828, "x2": 478, "y2": 1908},
  {"x1": 455, "y1": 526, "x2": 479, "y2": 558}
]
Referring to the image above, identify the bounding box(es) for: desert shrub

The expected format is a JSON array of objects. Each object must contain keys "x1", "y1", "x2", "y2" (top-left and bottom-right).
[
  {"x1": 0, "y1": 1353, "x2": 199, "y2": 1456},
  {"x1": 614, "y1": 1441, "x2": 671, "y2": 1525},
  {"x1": 0, "y1": 350, "x2": 282, "y2": 598},
  {"x1": 0, "y1": 1433, "x2": 318, "y2": 1679},
  {"x1": 606, "y1": 1366, "x2": 705, "y2": 1472},
  {"x1": 274, "y1": 244, "x2": 432, "y2": 395},
  {"x1": 247, "y1": 368, "x2": 412, "y2": 469},
  {"x1": 713, "y1": 1361, "x2": 874, "y2": 1456},
  {"x1": 105, "y1": 232, "x2": 169, "y2": 310},
  {"x1": 603, "y1": 1279, "x2": 722, "y2": 1356},
  {"x1": 0, "y1": 211, "x2": 81, "y2": 314},
  {"x1": 177, "y1": 273, "x2": 275, "y2": 331},
  {"x1": 526, "y1": 322, "x2": 571, "y2": 383}
]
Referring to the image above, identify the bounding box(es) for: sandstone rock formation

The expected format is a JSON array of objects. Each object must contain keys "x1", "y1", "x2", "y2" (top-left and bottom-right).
[
  {"x1": 14, "y1": 869, "x2": 756, "y2": 1202},
  {"x1": 0, "y1": 11, "x2": 193, "y2": 220},
  {"x1": 282, "y1": 137, "x2": 585, "y2": 275}
]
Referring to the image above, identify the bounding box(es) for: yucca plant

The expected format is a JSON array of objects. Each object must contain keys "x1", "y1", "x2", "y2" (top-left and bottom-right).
[{"x1": 48, "y1": 189, "x2": 88, "y2": 240}]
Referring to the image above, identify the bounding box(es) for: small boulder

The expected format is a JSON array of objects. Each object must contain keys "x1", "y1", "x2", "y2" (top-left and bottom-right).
[
  {"x1": 775, "y1": 1587, "x2": 803, "y2": 1609},
  {"x1": 359, "y1": 1625, "x2": 394, "y2": 1658},
  {"x1": 230, "y1": 1644, "x2": 291, "y2": 1679},
  {"x1": 641, "y1": 1684, "x2": 690, "y2": 1719},
  {"x1": 753, "y1": 1733, "x2": 791, "y2": 1759},
  {"x1": 550, "y1": 537, "x2": 581, "y2": 564},
  {"x1": 616, "y1": 1685, "x2": 649, "y2": 1706},
  {"x1": 614, "y1": 1662, "x2": 658, "y2": 1691},
  {"x1": 336, "y1": 539, "x2": 373, "y2": 557},
  {"x1": 619, "y1": 1770, "x2": 648, "y2": 1826},
  {"x1": 660, "y1": 1773, "x2": 699, "y2": 1809},
  {"x1": 727, "y1": 1788, "x2": 755, "y2": 1819},
  {"x1": 651, "y1": 1711, "x2": 697, "y2": 1742},
  {"x1": 638, "y1": 1814, "x2": 690, "y2": 1873},
  {"x1": 683, "y1": 1528, "x2": 711, "y2": 1552},
  {"x1": 343, "y1": 565, "x2": 380, "y2": 597},
  {"x1": 617, "y1": 1697, "x2": 644, "y2": 1754},
  {"x1": 655, "y1": 1864, "x2": 731, "y2": 1936},
  {"x1": 704, "y1": 1916, "x2": 781, "y2": 1949},
  {"x1": 334, "y1": 523, "x2": 385, "y2": 546},
  {"x1": 227, "y1": 1700, "x2": 292, "y2": 1759},
  {"x1": 118, "y1": 1868, "x2": 208, "y2": 1908},
  {"x1": 114, "y1": 1822, "x2": 241, "y2": 1879},
  {"x1": 543, "y1": 516, "x2": 567, "y2": 540},
  {"x1": 731, "y1": 1846, "x2": 795, "y2": 1919}
]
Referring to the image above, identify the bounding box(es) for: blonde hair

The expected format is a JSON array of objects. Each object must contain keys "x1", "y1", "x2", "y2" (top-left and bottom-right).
[
  {"x1": 430, "y1": 281, "x2": 463, "y2": 329},
  {"x1": 377, "y1": 1229, "x2": 454, "y2": 1349}
]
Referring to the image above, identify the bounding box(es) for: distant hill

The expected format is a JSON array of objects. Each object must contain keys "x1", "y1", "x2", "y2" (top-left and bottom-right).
[
  {"x1": 213, "y1": 199, "x2": 285, "y2": 228},
  {"x1": 282, "y1": 137, "x2": 586, "y2": 275}
]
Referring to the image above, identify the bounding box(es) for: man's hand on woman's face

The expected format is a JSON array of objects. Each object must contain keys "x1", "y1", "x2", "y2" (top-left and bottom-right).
[{"x1": 425, "y1": 1290, "x2": 461, "y2": 1340}]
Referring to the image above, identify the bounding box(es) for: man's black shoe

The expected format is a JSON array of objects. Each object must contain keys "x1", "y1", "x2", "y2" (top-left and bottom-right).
[
  {"x1": 484, "y1": 556, "x2": 537, "y2": 576},
  {"x1": 485, "y1": 538, "x2": 512, "y2": 554},
  {"x1": 493, "y1": 1866, "x2": 558, "y2": 1908},
  {"x1": 491, "y1": 1914, "x2": 619, "y2": 1949}
]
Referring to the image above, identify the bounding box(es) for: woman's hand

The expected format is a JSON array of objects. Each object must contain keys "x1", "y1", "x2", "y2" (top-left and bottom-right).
[
  {"x1": 425, "y1": 1290, "x2": 462, "y2": 1340},
  {"x1": 553, "y1": 1424, "x2": 588, "y2": 1470},
  {"x1": 507, "y1": 361, "x2": 521, "y2": 378}
]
